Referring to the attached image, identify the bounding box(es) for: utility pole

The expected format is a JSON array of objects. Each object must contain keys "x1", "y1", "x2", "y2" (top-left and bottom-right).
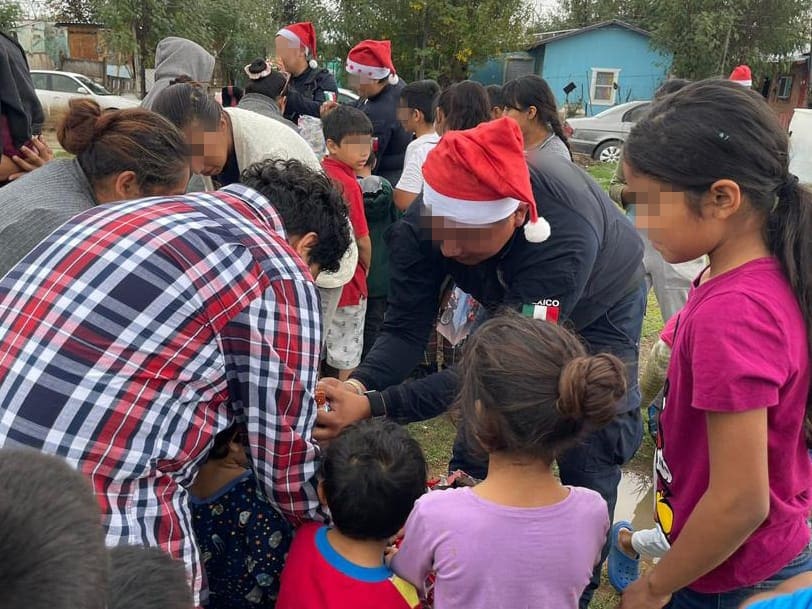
[{"x1": 719, "y1": 19, "x2": 732, "y2": 76}]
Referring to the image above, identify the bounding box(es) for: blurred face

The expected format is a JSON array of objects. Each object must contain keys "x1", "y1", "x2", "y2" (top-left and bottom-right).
[
  {"x1": 348, "y1": 73, "x2": 387, "y2": 99},
  {"x1": 274, "y1": 35, "x2": 306, "y2": 74},
  {"x1": 623, "y1": 162, "x2": 722, "y2": 264},
  {"x1": 326, "y1": 134, "x2": 372, "y2": 172},
  {"x1": 183, "y1": 115, "x2": 231, "y2": 177},
  {"x1": 397, "y1": 103, "x2": 421, "y2": 135},
  {"x1": 502, "y1": 105, "x2": 536, "y2": 145},
  {"x1": 434, "y1": 107, "x2": 448, "y2": 136},
  {"x1": 426, "y1": 208, "x2": 526, "y2": 266}
]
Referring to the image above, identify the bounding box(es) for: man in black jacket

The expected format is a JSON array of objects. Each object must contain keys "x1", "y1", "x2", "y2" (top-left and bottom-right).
[
  {"x1": 275, "y1": 22, "x2": 338, "y2": 124},
  {"x1": 317, "y1": 118, "x2": 646, "y2": 607},
  {"x1": 345, "y1": 40, "x2": 411, "y2": 185}
]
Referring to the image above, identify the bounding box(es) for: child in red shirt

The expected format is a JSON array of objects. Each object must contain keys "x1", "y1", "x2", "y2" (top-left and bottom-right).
[
  {"x1": 277, "y1": 419, "x2": 426, "y2": 609},
  {"x1": 321, "y1": 105, "x2": 373, "y2": 379}
]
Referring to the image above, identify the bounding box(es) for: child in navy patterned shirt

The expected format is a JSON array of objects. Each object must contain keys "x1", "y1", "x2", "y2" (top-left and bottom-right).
[{"x1": 190, "y1": 425, "x2": 293, "y2": 608}]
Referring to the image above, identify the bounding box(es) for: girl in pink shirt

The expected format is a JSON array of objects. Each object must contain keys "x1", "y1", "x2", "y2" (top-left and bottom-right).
[
  {"x1": 620, "y1": 80, "x2": 812, "y2": 609},
  {"x1": 391, "y1": 313, "x2": 628, "y2": 609}
]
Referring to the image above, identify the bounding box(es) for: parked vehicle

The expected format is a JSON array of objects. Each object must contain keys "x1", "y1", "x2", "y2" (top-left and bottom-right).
[
  {"x1": 337, "y1": 87, "x2": 359, "y2": 105},
  {"x1": 789, "y1": 109, "x2": 812, "y2": 185},
  {"x1": 566, "y1": 100, "x2": 650, "y2": 163},
  {"x1": 30, "y1": 70, "x2": 138, "y2": 121}
]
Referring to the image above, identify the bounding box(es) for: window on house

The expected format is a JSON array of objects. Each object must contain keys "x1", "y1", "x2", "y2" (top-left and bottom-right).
[
  {"x1": 776, "y1": 76, "x2": 793, "y2": 100},
  {"x1": 591, "y1": 68, "x2": 620, "y2": 106}
]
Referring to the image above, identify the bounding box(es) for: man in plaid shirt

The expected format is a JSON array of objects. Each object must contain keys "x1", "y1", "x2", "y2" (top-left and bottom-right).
[{"x1": 0, "y1": 160, "x2": 351, "y2": 605}]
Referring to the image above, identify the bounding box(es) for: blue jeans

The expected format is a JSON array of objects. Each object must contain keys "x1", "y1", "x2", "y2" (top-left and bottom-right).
[{"x1": 667, "y1": 542, "x2": 812, "y2": 609}]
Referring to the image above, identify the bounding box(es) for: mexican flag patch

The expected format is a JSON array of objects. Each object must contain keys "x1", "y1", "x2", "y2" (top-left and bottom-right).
[{"x1": 521, "y1": 300, "x2": 561, "y2": 323}]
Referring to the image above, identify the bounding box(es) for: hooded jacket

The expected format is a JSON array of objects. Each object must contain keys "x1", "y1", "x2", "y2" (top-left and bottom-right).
[
  {"x1": 0, "y1": 31, "x2": 44, "y2": 151},
  {"x1": 141, "y1": 37, "x2": 215, "y2": 109}
]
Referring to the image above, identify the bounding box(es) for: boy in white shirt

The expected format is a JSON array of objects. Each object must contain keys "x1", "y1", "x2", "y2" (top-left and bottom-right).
[{"x1": 394, "y1": 80, "x2": 440, "y2": 211}]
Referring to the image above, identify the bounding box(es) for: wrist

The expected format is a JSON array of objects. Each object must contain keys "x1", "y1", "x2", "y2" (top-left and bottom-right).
[
  {"x1": 365, "y1": 390, "x2": 387, "y2": 418},
  {"x1": 646, "y1": 569, "x2": 672, "y2": 600},
  {"x1": 344, "y1": 379, "x2": 367, "y2": 395}
]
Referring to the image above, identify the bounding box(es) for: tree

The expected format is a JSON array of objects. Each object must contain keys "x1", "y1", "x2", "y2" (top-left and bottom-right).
[
  {"x1": 543, "y1": 0, "x2": 812, "y2": 80},
  {"x1": 0, "y1": 1, "x2": 22, "y2": 31},
  {"x1": 319, "y1": 0, "x2": 531, "y2": 85},
  {"x1": 46, "y1": 0, "x2": 99, "y2": 23}
]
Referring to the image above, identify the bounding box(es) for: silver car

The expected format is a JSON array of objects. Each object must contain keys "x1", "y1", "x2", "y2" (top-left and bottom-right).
[
  {"x1": 30, "y1": 70, "x2": 138, "y2": 121},
  {"x1": 566, "y1": 101, "x2": 650, "y2": 163}
]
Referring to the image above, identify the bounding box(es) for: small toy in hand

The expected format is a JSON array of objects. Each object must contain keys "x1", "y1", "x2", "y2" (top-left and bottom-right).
[{"x1": 315, "y1": 388, "x2": 330, "y2": 411}]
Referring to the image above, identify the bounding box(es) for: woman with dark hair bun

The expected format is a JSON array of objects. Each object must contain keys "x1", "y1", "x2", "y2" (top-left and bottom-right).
[
  {"x1": 502, "y1": 75, "x2": 572, "y2": 162},
  {"x1": 0, "y1": 98, "x2": 190, "y2": 276},
  {"x1": 237, "y1": 58, "x2": 298, "y2": 131}
]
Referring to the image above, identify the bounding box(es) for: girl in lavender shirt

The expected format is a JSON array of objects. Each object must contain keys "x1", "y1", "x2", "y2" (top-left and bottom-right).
[{"x1": 391, "y1": 313, "x2": 628, "y2": 609}]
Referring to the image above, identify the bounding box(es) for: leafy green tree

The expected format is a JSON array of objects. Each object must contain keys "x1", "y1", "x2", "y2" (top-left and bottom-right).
[{"x1": 0, "y1": 1, "x2": 22, "y2": 31}]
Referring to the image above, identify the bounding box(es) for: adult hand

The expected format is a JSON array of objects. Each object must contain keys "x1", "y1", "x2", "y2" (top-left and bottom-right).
[
  {"x1": 9, "y1": 137, "x2": 53, "y2": 180},
  {"x1": 313, "y1": 378, "x2": 372, "y2": 443},
  {"x1": 620, "y1": 575, "x2": 671, "y2": 609},
  {"x1": 319, "y1": 100, "x2": 339, "y2": 117}
]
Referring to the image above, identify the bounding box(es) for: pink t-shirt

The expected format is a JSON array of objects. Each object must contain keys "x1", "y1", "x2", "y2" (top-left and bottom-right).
[
  {"x1": 391, "y1": 486, "x2": 608, "y2": 609},
  {"x1": 656, "y1": 257, "x2": 811, "y2": 593}
]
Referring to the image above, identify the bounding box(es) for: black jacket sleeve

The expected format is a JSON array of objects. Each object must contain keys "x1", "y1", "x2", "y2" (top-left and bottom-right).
[
  {"x1": 285, "y1": 70, "x2": 338, "y2": 119},
  {"x1": 352, "y1": 206, "x2": 445, "y2": 393},
  {"x1": 0, "y1": 32, "x2": 44, "y2": 147}
]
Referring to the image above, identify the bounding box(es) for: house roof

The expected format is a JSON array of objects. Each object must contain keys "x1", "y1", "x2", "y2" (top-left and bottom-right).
[{"x1": 529, "y1": 19, "x2": 651, "y2": 51}]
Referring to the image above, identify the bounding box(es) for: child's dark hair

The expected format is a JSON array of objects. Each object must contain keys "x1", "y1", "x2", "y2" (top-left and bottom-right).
[
  {"x1": 322, "y1": 104, "x2": 373, "y2": 144},
  {"x1": 240, "y1": 158, "x2": 353, "y2": 274},
  {"x1": 457, "y1": 312, "x2": 626, "y2": 462},
  {"x1": 152, "y1": 82, "x2": 221, "y2": 131},
  {"x1": 502, "y1": 75, "x2": 571, "y2": 155},
  {"x1": 399, "y1": 79, "x2": 440, "y2": 123},
  {"x1": 58, "y1": 98, "x2": 189, "y2": 193},
  {"x1": 486, "y1": 84, "x2": 505, "y2": 110},
  {"x1": 625, "y1": 79, "x2": 812, "y2": 441},
  {"x1": 244, "y1": 58, "x2": 289, "y2": 100},
  {"x1": 365, "y1": 149, "x2": 378, "y2": 170},
  {"x1": 207, "y1": 424, "x2": 247, "y2": 461},
  {"x1": 321, "y1": 419, "x2": 427, "y2": 540},
  {"x1": 0, "y1": 449, "x2": 108, "y2": 609},
  {"x1": 108, "y1": 546, "x2": 193, "y2": 609},
  {"x1": 654, "y1": 78, "x2": 691, "y2": 100},
  {"x1": 437, "y1": 81, "x2": 491, "y2": 131}
]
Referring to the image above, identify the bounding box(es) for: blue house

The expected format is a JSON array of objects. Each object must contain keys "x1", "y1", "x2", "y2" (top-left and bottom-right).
[{"x1": 473, "y1": 20, "x2": 672, "y2": 116}]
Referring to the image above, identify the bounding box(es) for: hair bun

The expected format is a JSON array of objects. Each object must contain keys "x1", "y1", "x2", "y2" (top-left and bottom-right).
[
  {"x1": 557, "y1": 354, "x2": 627, "y2": 427},
  {"x1": 57, "y1": 98, "x2": 104, "y2": 155},
  {"x1": 248, "y1": 58, "x2": 268, "y2": 75}
]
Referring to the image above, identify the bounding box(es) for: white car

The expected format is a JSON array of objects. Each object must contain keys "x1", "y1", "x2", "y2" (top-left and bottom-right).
[
  {"x1": 789, "y1": 109, "x2": 812, "y2": 185},
  {"x1": 30, "y1": 70, "x2": 138, "y2": 120}
]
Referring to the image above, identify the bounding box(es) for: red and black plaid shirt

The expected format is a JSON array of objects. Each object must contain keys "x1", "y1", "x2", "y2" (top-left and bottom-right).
[{"x1": 0, "y1": 184, "x2": 324, "y2": 604}]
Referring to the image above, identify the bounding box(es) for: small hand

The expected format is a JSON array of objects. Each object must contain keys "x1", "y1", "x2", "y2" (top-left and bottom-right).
[
  {"x1": 320, "y1": 100, "x2": 339, "y2": 117},
  {"x1": 9, "y1": 137, "x2": 53, "y2": 180},
  {"x1": 620, "y1": 575, "x2": 671, "y2": 609},
  {"x1": 313, "y1": 378, "x2": 372, "y2": 443}
]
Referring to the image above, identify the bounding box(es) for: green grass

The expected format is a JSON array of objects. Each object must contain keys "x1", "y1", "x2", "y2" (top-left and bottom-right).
[{"x1": 587, "y1": 162, "x2": 617, "y2": 191}]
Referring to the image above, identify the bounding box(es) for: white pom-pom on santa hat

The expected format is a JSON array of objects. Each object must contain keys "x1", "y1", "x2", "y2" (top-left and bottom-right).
[
  {"x1": 422, "y1": 117, "x2": 551, "y2": 244},
  {"x1": 309, "y1": 58, "x2": 318, "y2": 69}
]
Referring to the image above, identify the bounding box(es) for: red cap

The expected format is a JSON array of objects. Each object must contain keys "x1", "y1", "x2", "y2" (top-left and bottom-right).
[
  {"x1": 728, "y1": 65, "x2": 752, "y2": 87},
  {"x1": 346, "y1": 40, "x2": 398, "y2": 84},
  {"x1": 277, "y1": 22, "x2": 318, "y2": 62},
  {"x1": 422, "y1": 118, "x2": 550, "y2": 242}
]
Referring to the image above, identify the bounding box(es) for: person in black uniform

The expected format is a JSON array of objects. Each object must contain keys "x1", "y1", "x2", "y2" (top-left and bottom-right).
[
  {"x1": 345, "y1": 40, "x2": 411, "y2": 185},
  {"x1": 275, "y1": 22, "x2": 338, "y2": 124},
  {"x1": 316, "y1": 118, "x2": 646, "y2": 608}
]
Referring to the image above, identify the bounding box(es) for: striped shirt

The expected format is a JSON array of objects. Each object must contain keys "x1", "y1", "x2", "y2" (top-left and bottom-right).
[{"x1": 0, "y1": 184, "x2": 323, "y2": 604}]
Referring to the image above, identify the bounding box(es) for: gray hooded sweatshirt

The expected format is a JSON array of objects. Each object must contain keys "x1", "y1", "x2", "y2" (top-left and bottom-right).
[{"x1": 141, "y1": 37, "x2": 215, "y2": 109}]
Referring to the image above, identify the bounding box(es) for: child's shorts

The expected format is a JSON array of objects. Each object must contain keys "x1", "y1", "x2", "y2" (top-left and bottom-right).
[{"x1": 325, "y1": 298, "x2": 367, "y2": 370}]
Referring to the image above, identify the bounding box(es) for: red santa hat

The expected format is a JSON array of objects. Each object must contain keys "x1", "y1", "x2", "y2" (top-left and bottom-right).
[
  {"x1": 346, "y1": 40, "x2": 399, "y2": 85},
  {"x1": 728, "y1": 65, "x2": 752, "y2": 87},
  {"x1": 422, "y1": 117, "x2": 550, "y2": 243},
  {"x1": 276, "y1": 22, "x2": 319, "y2": 69}
]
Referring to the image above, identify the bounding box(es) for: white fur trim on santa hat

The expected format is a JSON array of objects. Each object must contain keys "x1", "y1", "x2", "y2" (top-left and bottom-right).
[
  {"x1": 346, "y1": 58, "x2": 391, "y2": 80},
  {"x1": 524, "y1": 217, "x2": 551, "y2": 242},
  {"x1": 423, "y1": 182, "x2": 520, "y2": 225},
  {"x1": 735, "y1": 80, "x2": 752, "y2": 87},
  {"x1": 277, "y1": 28, "x2": 302, "y2": 48}
]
